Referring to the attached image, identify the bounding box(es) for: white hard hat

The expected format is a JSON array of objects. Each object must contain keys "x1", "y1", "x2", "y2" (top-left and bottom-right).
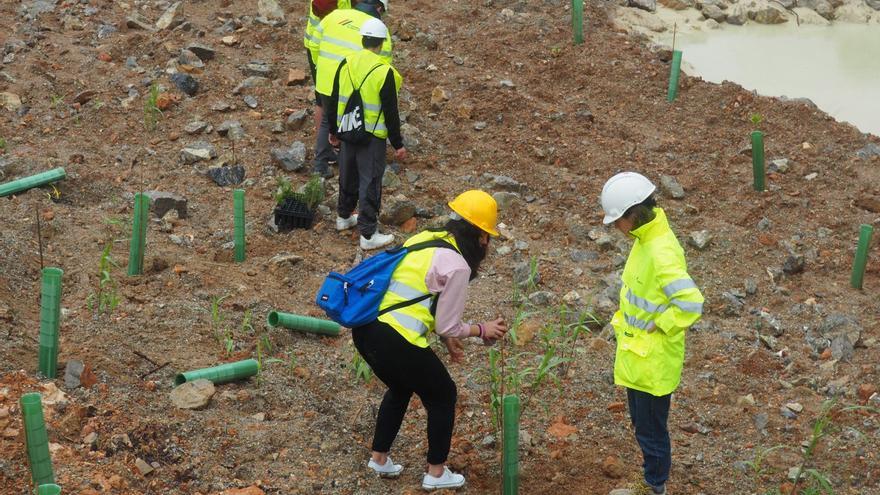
[
  {"x1": 600, "y1": 172, "x2": 656, "y2": 224},
  {"x1": 378, "y1": 0, "x2": 389, "y2": 11},
  {"x1": 360, "y1": 17, "x2": 388, "y2": 38}
]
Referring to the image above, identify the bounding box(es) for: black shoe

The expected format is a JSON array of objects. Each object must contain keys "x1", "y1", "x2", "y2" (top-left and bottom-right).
[{"x1": 312, "y1": 163, "x2": 334, "y2": 178}]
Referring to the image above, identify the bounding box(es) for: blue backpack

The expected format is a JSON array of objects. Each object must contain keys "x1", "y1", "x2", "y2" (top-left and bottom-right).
[{"x1": 315, "y1": 239, "x2": 457, "y2": 328}]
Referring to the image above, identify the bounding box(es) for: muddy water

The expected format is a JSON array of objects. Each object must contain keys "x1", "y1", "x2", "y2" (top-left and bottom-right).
[{"x1": 678, "y1": 24, "x2": 880, "y2": 136}]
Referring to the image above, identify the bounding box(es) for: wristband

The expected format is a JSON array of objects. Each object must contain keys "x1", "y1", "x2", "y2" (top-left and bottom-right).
[{"x1": 477, "y1": 323, "x2": 485, "y2": 339}]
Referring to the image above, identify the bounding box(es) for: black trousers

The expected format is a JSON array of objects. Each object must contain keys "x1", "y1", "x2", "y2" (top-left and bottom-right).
[
  {"x1": 337, "y1": 135, "x2": 387, "y2": 238},
  {"x1": 627, "y1": 388, "x2": 672, "y2": 488},
  {"x1": 352, "y1": 320, "x2": 457, "y2": 465}
]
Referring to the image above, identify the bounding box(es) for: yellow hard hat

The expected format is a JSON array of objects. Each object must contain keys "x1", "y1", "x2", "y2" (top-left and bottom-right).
[{"x1": 448, "y1": 190, "x2": 499, "y2": 237}]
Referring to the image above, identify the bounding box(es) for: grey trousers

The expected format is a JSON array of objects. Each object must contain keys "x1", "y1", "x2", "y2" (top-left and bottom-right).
[
  {"x1": 337, "y1": 136, "x2": 387, "y2": 238},
  {"x1": 314, "y1": 95, "x2": 338, "y2": 168}
]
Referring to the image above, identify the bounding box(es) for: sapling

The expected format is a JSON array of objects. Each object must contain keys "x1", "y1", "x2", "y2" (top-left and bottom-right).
[{"x1": 144, "y1": 83, "x2": 162, "y2": 131}]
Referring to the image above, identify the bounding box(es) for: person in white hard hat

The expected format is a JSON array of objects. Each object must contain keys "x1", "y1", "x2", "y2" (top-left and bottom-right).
[
  {"x1": 327, "y1": 17, "x2": 406, "y2": 250},
  {"x1": 600, "y1": 172, "x2": 704, "y2": 495}
]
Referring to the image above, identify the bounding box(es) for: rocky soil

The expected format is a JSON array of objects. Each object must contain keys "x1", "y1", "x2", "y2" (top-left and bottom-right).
[{"x1": 1, "y1": 0, "x2": 879, "y2": 494}]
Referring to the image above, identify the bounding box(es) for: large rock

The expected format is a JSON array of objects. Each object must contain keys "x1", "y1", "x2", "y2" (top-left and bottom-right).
[
  {"x1": 216, "y1": 120, "x2": 245, "y2": 140},
  {"x1": 64, "y1": 360, "x2": 85, "y2": 389},
  {"x1": 726, "y1": 5, "x2": 748, "y2": 24},
  {"x1": 178, "y1": 49, "x2": 204, "y2": 69},
  {"x1": 180, "y1": 142, "x2": 216, "y2": 164},
  {"x1": 207, "y1": 165, "x2": 245, "y2": 187},
  {"x1": 628, "y1": 0, "x2": 657, "y2": 11},
  {"x1": 271, "y1": 142, "x2": 307, "y2": 172},
  {"x1": 380, "y1": 196, "x2": 416, "y2": 225},
  {"x1": 170, "y1": 73, "x2": 199, "y2": 97},
  {"x1": 400, "y1": 123, "x2": 421, "y2": 152},
  {"x1": 797, "y1": 0, "x2": 834, "y2": 17},
  {"x1": 156, "y1": 2, "x2": 184, "y2": 30},
  {"x1": 170, "y1": 379, "x2": 215, "y2": 409},
  {"x1": 242, "y1": 61, "x2": 274, "y2": 78},
  {"x1": 659, "y1": 0, "x2": 695, "y2": 9},
  {"x1": 257, "y1": 0, "x2": 285, "y2": 19},
  {"x1": 702, "y1": 4, "x2": 728, "y2": 21},
  {"x1": 817, "y1": 314, "x2": 862, "y2": 360},
  {"x1": 867, "y1": 0, "x2": 880, "y2": 10},
  {"x1": 126, "y1": 13, "x2": 155, "y2": 31},
  {"x1": 286, "y1": 110, "x2": 308, "y2": 131},
  {"x1": 855, "y1": 143, "x2": 880, "y2": 159},
  {"x1": 660, "y1": 175, "x2": 685, "y2": 199},
  {"x1": 144, "y1": 191, "x2": 188, "y2": 219},
  {"x1": 185, "y1": 43, "x2": 215, "y2": 61},
  {"x1": 0, "y1": 92, "x2": 22, "y2": 112},
  {"x1": 750, "y1": 6, "x2": 789, "y2": 23}
]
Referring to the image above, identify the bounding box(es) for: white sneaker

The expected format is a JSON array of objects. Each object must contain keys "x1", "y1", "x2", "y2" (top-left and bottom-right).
[
  {"x1": 336, "y1": 214, "x2": 358, "y2": 231},
  {"x1": 422, "y1": 466, "x2": 465, "y2": 490},
  {"x1": 360, "y1": 231, "x2": 394, "y2": 250},
  {"x1": 367, "y1": 457, "x2": 403, "y2": 478}
]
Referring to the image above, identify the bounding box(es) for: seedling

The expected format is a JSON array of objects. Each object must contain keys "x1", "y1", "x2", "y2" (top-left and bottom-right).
[
  {"x1": 93, "y1": 99, "x2": 105, "y2": 110},
  {"x1": 86, "y1": 243, "x2": 120, "y2": 313},
  {"x1": 50, "y1": 95, "x2": 64, "y2": 109},
  {"x1": 0, "y1": 137, "x2": 6, "y2": 152},
  {"x1": 750, "y1": 113, "x2": 764, "y2": 131},
  {"x1": 275, "y1": 175, "x2": 325, "y2": 209},
  {"x1": 350, "y1": 347, "x2": 373, "y2": 384},
  {"x1": 209, "y1": 295, "x2": 229, "y2": 344},
  {"x1": 144, "y1": 83, "x2": 162, "y2": 131}
]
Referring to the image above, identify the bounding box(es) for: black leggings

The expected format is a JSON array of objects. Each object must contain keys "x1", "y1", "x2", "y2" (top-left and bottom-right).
[{"x1": 352, "y1": 320, "x2": 457, "y2": 465}]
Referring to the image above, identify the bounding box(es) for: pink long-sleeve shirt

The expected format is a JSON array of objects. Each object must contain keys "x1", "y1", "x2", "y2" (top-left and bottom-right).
[{"x1": 425, "y1": 248, "x2": 473, "y2": 338}]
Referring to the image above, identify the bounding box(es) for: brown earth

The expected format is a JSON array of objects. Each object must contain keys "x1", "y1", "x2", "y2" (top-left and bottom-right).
[{"x1": 1, "y1": 0, "x2": 879, "y2": 494}]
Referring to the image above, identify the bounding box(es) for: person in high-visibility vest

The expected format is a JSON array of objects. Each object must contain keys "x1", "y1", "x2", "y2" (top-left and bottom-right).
[
  {"x1": 601, "y1": 172, "x2": 704, "y2": 495},
  {"x1": 351, "y1": 190, "x2": 508, "y2": 491},
  {"x1": 326, "y1": 18, "x2": 403, "y2": 250},
  {"x1": 310, "y1": 0, "x2": 390, "y2": 179},
  {"x1": 303, "y1": 0, "x2": 351, "y2": 177}
]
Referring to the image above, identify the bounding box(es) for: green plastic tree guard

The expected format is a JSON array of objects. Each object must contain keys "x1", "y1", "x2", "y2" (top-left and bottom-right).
[
  {"x1": 174, "y1": 358, "x2": 259, "y2": 386},
  {"x1": 266, "y1": 311, "x2": 340, "y2": 336},
  {"x1": 667, "y1": 50, "x2": 682, "y2": 102},
  {"x1": 37, "y1": 484, "x2": 62, "y2": 495},
  {"x1": 127, "y1": 193, "x2": 149, "y2": 276},
  {"x1": 38, "y1": 268, "x2": 63, "y2": 378},
  {"x1": 751, "y1": 130, "x2": 766, "y2": 192},
  {"x1": 0, "y1": 168, "x2": 66, "y2": 198},
  {"x1": 572, "y1": 0, "x2": 584, "y2": 45},
  {"x1": 20, "y1": 393, "x2": 54, "y2": 488},
  {"x1": 851, "y1": 224, "x2": 874, "y2": 289},
  {"x1": 502, "y1": 394, "x2": 520, "y2": 495},
  {"x1": 233, "y1": 189, "x2": 246, "y2": 263}
]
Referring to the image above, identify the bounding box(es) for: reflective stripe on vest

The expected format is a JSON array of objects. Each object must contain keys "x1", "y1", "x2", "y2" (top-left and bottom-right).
[
  {"x1": 314, "y1": 9, "x2": 393, "y2": 96},
  {"x1": 303, "y1": 1, "x2": 351, "y2": 50},
  {"x1": 335, "y1": 50, "x2": 401, "y2": 140}
]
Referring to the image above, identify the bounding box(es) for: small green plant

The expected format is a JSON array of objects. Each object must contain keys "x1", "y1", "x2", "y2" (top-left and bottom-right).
[
  {"x1": 93, "y1": 99, "x2": 105, "y2": 110},
  {"x1": 144, "y1": 83, "x2": 162, "y2": 131},
  {"x1": 0, "y1": 137, "x2": 6, "y2": 151},
  {"x1": 87, "y1": 243, "x2": 120, "y2": 313},
  {"x1": 743, "y1": 445, "x2": 786, "y2": 488},
  {"x1": 50, "y1": 95, "x2": 64, "y2": 109},
  {"x1": 350, "y1": 348, "x2": 373, "y2": 384},
  {"x1": 209, "y1": 295, "x2": 229, "y2": 343},
  {"x1": 750, "y1": 113, "x2": 763, "y2": 130},
  {"x1": 274, "y1": 175, "x2": 325, "y2": 209}
]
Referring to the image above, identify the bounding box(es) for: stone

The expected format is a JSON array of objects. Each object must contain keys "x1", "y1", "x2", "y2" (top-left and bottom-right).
[
  {"x1": 286, "y1": 110, "x2": 308, "y2": 131},
  {"x1": 492, "y1": 191, "x2": 520, "y2": 210},
  {"x1": 62, "y1": 14, "x2": 85, "y2": 30},
  {"x1": 726, "y1": 5, "x2": 748, "y2": 24},
  {"x1": 184, "y1": 120, "x2": 209, "y2": 134},
  {"x1": 269, "y1": 253, "x2": 303, "y2": 268},
  {"x1": 400, "y1": 123, "x2": 421, "y2": 151},
  {"x1": 601, "y1": 456, "x2": 626, "y2": 479},
  {"x1": 232, "y1": 77, "x2": 270, "y2": 95},
  {"x1": 243, "y1": 61, "x2": 274, "y2": 78},
  {"x1": 135, "y1": 457, "x2": 154, "y2": 476},
  {"x1": 702, "y1": 4, "x2": 727, "y2": 21},
  {"x1": 257, "y1": 0, "x2": 285, "y2": 19},
  {"x1": 144, "y1": 191, "x2": 188, "y2": 219},
  {"x1": 721, "y1": 291, "x2": 744, "y2": 316},
  {"x1": 180, "y1": 142, "x2": 216, "y2": 164},
  {"x1": 797, "y1": 0, "x2": 833, "y2": 18},
  {"x1": 513, "y1": 261, "x2": 540, "y2": 288},
  {"x1": 751, "y1": 6, "x2": 789, "y2": 23},
  {"x1": 380, "y1": 197, "x2": 416, "y2": 226},
  {"x1": 0, "y1": 92, "x2": 22, "y2": 112},
  {"x1": 83, "y1": 431, "x2": 98, "y2": 447},
  {"x1": 243, "y1": 95, "x2": 258, "y2": 109},
  {"x1": 688, "y1": 230, "x2": 712, "y2": 250},
  {"x1": 737, "y1": 394, "x2": 756, "y2": 407},
  {"x1": 170, "y1": 73, "x2": 199, "y2": 97},
  {"x1": 217, "y1": 120, "x2": 245, "y2": 140},
  {"x1": 382, "y1": 170, "x2": 401, "y2": 189},
  {"x1": 221, "y1": 487, "x2": 265, "y2": 495},
  {"x1": 858, "y1": 384, "x2": 877, "y2": 402},
  {"x1": 867, "y1": 0, "x2": 880, "y2": 10},
  {"x1": 271, "y1": 142, "x2": 307, "y2": 172},
  {"x1": 186, "y1": 43, "x2": 215, "y2": 61},
  {"x1": 528, "y1": 291, "x2": 556, "y2": 306},
  {"x1": 222, "y1": 35, "x2": 240, "y2": 46},
  {"x1": 768, "y1": 158, "x2": 790, "y2": 173},
  {"x1": 785, "y1": 402, "x2": 803, "y2": 413},
  {"x1": 156, "y1": 2, "x2": 184, "y2": 30},
  {"x1": 286, "y1": 69, "x2": 307, "y2": 86},
  {"x1": 563, "y1": 290, "x2": 582, "y2": 305},
  {"x1": 628, "y1": 0, "x2": 657, "y2": 11},
  {"x1": 430, "y1": 87, "x2": 450, "y2": 110},
  {"x1": 499, "y1": 79, "x2": 516, "y2": 88},
  {"x1": 178, "y1": 49, "x2": 204, "y2": 69},
  {"x1": 488, "y1": 174, "x2": 523, "y2": 192},
  {"x1": 659, "y1": 0, "x2": 695, "y2": 9},
  {"x1": 170, "y1": 379, "x2": 215, "y2": 409},
  {"x1": 744, "y1": 278, "x2": 758, "y2": 295},
  {"x1": 855, "y1": 143, "x2": 880, "y2": 159},
  {"x1": 480, "y1": 435, "x2": 496, "y2": 448},
  {"x1": 207, "y1": 165, "x2": 245, "y2": 186},
  {"x1": 782, "y1": 254, "x2": 805, "y2": 275},
  {"x1": 659, "y1": 175, "x2": 685, "y2": 199},
  {"x1": 609, "y1": 490, "x2": 634, "y2": 495},
  {"x1": 64, "y1": 360, "x2": 85, "y2": 389},
  {"x1": 474, "y1": 121, "x2": 488, "y2": 131},
  {"x1": 126, "y1": 13, "x2": 156, "y2": 31},
  {"x1": 813, "y1": 314, "x2": 862, "y2": 360}
]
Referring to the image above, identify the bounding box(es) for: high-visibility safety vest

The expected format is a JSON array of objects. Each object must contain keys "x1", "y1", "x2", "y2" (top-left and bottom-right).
[
  {"x1": 336, "y1": 49, "x2": 402, "y2": 140},
  {"x1": 303, "y1": 1, "x2": 352, "y2": 51},
  {"x1": 378, "y1": 230, "x2": 461, "y2": 348},
  {"x1": 312, "y1": 9, "x2": 393, "y2": 97},
  {"x1": 612, "y1": 208, "x2": 704, "y2": 397}
]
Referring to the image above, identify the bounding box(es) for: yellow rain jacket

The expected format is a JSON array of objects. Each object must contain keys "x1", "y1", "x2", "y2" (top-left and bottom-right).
[
  {"x1": 312, "y1": 9, "x2": 392, "y2": 97},
  {"x1": 612, "y1": 208, "x2": 704, "y2": 397},
  {"x1": 303, "y1": 1, "x2": 352, "y2": 51}
]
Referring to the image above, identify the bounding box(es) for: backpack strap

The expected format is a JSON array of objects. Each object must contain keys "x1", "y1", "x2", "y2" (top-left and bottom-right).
[{"x1": 377, "y1": 239, "x2": 459, "y2": 317}]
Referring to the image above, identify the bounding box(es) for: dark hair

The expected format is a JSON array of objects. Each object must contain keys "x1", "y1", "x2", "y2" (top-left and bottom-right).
[
  {"x1": 430, "y1": 219, "x2": 487, "y2": 281},
  {"x1": 623, "y1": 195, "x2": 657, "y2": 230},
  {"x1": 362, "y1": 35, "x2": 384, "y2": 49}
]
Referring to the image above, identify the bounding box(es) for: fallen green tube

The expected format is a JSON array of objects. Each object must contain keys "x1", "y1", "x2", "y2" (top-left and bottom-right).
[
  {"x1": 751, "y1": 130, "x2": 766, "y2": 192},
  {"x1": 37, "y1": 484, "x2": 62, "y2": 495},
  {"x1": 127, "y1": 193, "x2": 149, "y2": 276},
  {"x1": 267, "y1": 311, "x2": 340, "y2": 336},
  {"x1": 174, "y1": 358, "x2": 260, "y2": 386},
  {"x1": 502, "y1": 394, "x2": 520, "y2": 495},
  {"x1": 0, "y1": 167, "x2": 66, "y2": 198},
  {"x1": 571, "y1": 0, "x2": 584, "y2": 45},
  {"x1": 233, "y1": 189, "x2": 246, "y2": 263},
  {"x1": 20, "y1": 393, "x2": 54, "y2": 488},
  {"x1": 667, "y1": 50, "x2": 682, "y2": 102},
  {"x1": 851, "y1": 224, "x2": 874, "y2": 289},
  {"x1": 38, "y1": 268, "x2": 63, "y2": 378}
]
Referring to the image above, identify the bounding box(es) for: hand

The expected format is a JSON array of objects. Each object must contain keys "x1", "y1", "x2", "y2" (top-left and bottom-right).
[
  {"x1": 394, "y1": 147, "x2": 407, "y2": 162},
  {"x1": 481, "y1": 318, "x2": 508, "y2": 341},
  {"x1": 645, "y1": 321, "x2": 656, "y2": 333},
  {"x1": 445, "y1": 338, "x2": 464, "y2": 363},
  {"x1": 329, "y1": 134, "x2": 340, "y2": 147}
]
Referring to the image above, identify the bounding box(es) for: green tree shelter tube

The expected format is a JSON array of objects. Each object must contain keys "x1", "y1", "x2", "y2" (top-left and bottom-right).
[
  {"x1": 20, "y1": 393, "x2": 54, "y2": 488},
  {"x1": 751, "y1": 130, "x2": 766, "y2": 192},
  {"x1": 266, "y1": 311, "x2": 340, "y2": 336},
  {"x1": 174, "y1": 358, "x2": 259, "y2": 386},
  {"x1": 851, "y1": 224, "x2": 874, "y2": 289},
  {"x1": 38, "y1": 268, "x2": 63, "y2": 378},
  {"x1": 233, "y1": 189, "x2": 246, "y2": 263},
  {"x1": 502, "y1": 394, "x2": 520, "y2": 495},
  {"x1": 666, "y1": 50, "x2": 682, "y2": 102},
  {"x1": 0, "y1": 168, "x2": 66, "y2": 198},
  {"x1": 37, "y1": 484, "x2": 62, "y2": 495},
  {"x1": 127, "y1": 193, "x2": 149, "y2": 276},
  {"x1": 572, "y1": 0, "x2": 584, "y2": 45}
]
